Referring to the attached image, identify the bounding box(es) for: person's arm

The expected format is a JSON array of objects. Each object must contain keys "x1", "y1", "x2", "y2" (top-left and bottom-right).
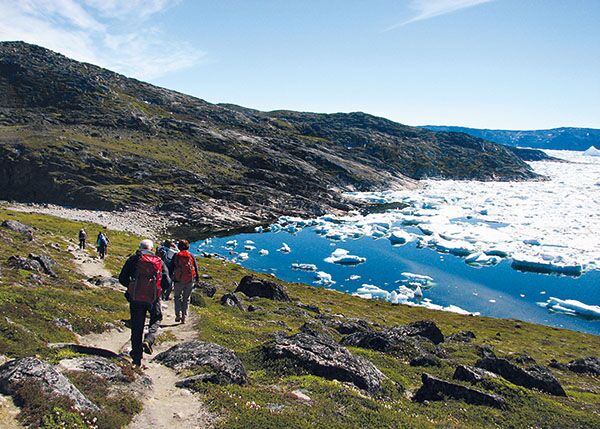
[
  {"x1": 192, "y1": 256, "x2": 200, "y2": 282},
  {"x1": 168, "y1": 256, "x2": 176, "y2": 278},
  {"x1": 161, "y1": 260, "x2": 171, "y2": 288},
  {"x1": 118, "y1": 255, "x2": 136, "y2": 287}
]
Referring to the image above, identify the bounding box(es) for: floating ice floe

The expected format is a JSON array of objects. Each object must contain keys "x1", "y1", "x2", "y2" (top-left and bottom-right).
[
  {"x1": 259, "y1": 249, "x2": 269, "y2": 256},
  {"x1": 237, "y1": 252, "x2": 249, "y2": 261},
  {"x1": 244, "y1": 245, "x2": 256, "y2": 251},
  {"x1": 278, "y1": 243, "x2": 291, "y2": 253},
  {"x1": 225, "y1": 239, "x2": 237, "y2": 248},
  {"x1": 465, "y1": 252, "x2": 502, "y2": 266},
  {"x1": 398, "y1": 272, "x2": 435, "y2": 288},
  {"x1": 245, "y1": 240, "x2": 255, "y2": 245},
  {"x1": 389, "y1": 229, "x2": 412, "y2": 245},
  {"x1": 348, "y1": 274, "x2": 361, "y2": 281},
  {"x1": 314, "y1": 271, "x2": 335, "y2": 286},
  {"x1": 324, "y1": 248, "x2": 366, "y2": 265},
  {"x1": 537, "y1": 297, "x2": 600, "y2": 319},
  {"x1": 291, "y1": 263, "x2": 318, "y2": 271},
  {"x1": 254, "y1": 226, "x2": 264, "y2": 233},
  {"x1": 511, "y1": 253, "x2": 583, "y2": 276}
]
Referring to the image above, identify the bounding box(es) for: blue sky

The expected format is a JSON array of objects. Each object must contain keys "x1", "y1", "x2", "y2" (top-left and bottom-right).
[{"x1": 0, "y1": 0, "x2": 599, "y2": 129}]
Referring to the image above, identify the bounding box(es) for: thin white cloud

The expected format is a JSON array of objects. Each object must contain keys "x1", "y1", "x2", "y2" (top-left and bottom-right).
[
  {"x1": 385, "y1": 0, "x2": 494, "y2": 31},
  {"x1": 0, "y1": 0, "x2": 203, "y2": 80}
]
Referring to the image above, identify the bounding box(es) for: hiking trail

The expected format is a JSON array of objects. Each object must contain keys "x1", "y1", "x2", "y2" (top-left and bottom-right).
[{"x1": 73, "y1": 254, "x2": 215, "y2": 429}]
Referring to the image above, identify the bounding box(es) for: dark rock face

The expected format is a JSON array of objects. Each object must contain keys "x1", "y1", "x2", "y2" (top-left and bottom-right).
[
  {"x1": 447, "y1": 331, "x2": 476, "y2": 343},
  {"x1": 88, "y1": 275, "x2": 121, "y2": 288},
  {"x1": 8, "y1": 255, "x2": 42, "y2": 273},
  {"x1": 264, "y1": 331, "x2": 386, "y2": 394},
  {"x1": 0, "y1": 357, "x2": 97, "y2": 411},
  {"x1": 1, "y1": 219, "x2": 34, "y2": 240},
  {"x1": 220, "y1": 292, "x2": 245, "y2": 311},
  {"x1": 413, "y1": 373, "x2": 506, "y2": 409},
  {"x1": 153, "y1": 340, "x2": 247, "y2": 385},
  {"x1": 296, "y1": 302, "x2": 320, "y2": 314},
  {"x1": 196, "y1": 281, "x2": 217, "y2": 297},
  {"x1": 476, "y1": 357, "x2": 566, "y2": 396},
  {"x1": 59, "y1": 356, "x2": 128, "y2": 382},
  {"x1": 28, "y1": 253, "x2": 57, "y2": 277},
  {"x1": 453, "y1": 365, "x2": 497, "y2": 383},
  {"x1": 318, "y1": 315, "x2": 372, "y2": 335},
  {"x1": 235, "y1": 275, "x2": 290, "y2": 301},
  {"x1": 175, "y1": 373, "x2": 222, "y2": 388},
  {"x1": 477, "y1": 345, "x2": 496, "y2": 359},
  {"x1": 390, "y1": 320, "x2": 444, "y2": 344},
  {"x1": 550, "y1": 356, "x2": 600, "y2": 376}
]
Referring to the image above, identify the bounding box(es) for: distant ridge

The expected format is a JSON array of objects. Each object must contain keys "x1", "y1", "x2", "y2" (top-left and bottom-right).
[{"x1": 421, "y1": 126, "x2": 600, "y2": 151}]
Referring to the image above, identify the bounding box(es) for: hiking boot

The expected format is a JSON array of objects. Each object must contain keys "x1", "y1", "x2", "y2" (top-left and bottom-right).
[
  {"x1": 142, "y1": 341, "x2": 153, "y2": 355},
  {"x1": 175, "y1": 315, "x2": 181, "y2": 323},
  {"x1": 181, "y1": 315, "x2": 186, "y2": 324}
]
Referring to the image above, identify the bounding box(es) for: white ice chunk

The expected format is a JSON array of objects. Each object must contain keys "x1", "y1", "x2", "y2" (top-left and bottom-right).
[
  {"x1": 259, "y1": 249, "x2": 269, "y2": 256},
  {"x1": 511, "y1": 254, "x2": 582, "y2": 276},
  {"x1": 583, "y1": 145, "x2": 600, "y2": 156},
  {"x1": 314, "y1": 271, "x2": 335, "y2": 286},
  {"x1": 348, "y1": 274, "x2": 361, "y2": 281},
  {"x1": 389, "y1": 229, "x2": 412, "y2": 245},
  {"x1": 538, "y1": 297, "x2": 600, "y2": 318},
  {"x1": 291, "y1": 263, "x2": 318, "y2": 271},
  {"x1": 237, "y1": 252, "x2": 249, "y2": 261},
  {"x1": 278, "y1": 243, "x2": 291, "y2": 253},
  {"x1": 244, "y1": 245, "x2": 256, "y2": 251},
  {"x1": 324, "y1": 248, "x2": 366, "y2": 265}
]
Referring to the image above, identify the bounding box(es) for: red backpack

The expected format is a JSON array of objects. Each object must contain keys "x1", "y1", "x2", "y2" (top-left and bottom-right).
[
  {"x1": 127, "y1": 253, "x2": 163, "y2": 304},
  {"x1": 173, "y1": 250, "x2": 196, "y2": 283}
]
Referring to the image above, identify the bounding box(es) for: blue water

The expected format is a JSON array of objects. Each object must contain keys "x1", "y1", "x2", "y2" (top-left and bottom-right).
[{"x1": 192, "y1": 228, "x2": 600, "y2": 335}]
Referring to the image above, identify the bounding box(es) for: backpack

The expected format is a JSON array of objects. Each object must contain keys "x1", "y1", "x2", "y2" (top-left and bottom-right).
[
  {"x1": 173, "y1": 250, "x2": 196, "y2": 283},
  {"x1": 127, "y1": 253, "x2": 163, "y2": 304}
]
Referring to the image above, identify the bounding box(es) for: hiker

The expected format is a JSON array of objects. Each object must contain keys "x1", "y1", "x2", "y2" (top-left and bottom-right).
[
  {"x1": 97, "y1": 231, "x2": 109, "y2": 259},
  {"x1": 119, "y1": 239, "x2": 171, "y2": 367},
  {"x1": 78, "y1": 228, "x2": 87, "y2": 250},
  {"x1": 169, "y1": 240, "x2": 199, "y2": 324},
  {"x1": 157, "y1": 240, "x2": 179, "y2": 300}
]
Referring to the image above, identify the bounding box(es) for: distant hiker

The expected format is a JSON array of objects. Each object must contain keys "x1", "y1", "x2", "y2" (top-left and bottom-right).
[
  {"x1": 78, "y1": 228, "x2": 87, "y2": 250},
  {"x1": 119, "y1": 239, "x2": 171, "y2": 367},
  {"x1": 157, "y1": 240, "x2": 179, "y2": 300},
  {"x1": 97, "y1": 231, "x2": 109, "y2": 259},
  {"x1": 169, "y1": 239, "x2": 199, "y2": 324}
]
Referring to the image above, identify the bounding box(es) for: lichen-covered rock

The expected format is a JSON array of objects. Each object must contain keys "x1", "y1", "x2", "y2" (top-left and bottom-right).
[
  {"x1": 235, "y1": 275, "x2": 290, "y2": 301},
  {"x1": 88, "y1": 275, "x2": 122, "y2": 288},
  {"x1": 413, "y1": 373, "x2": 506, "y2": 409},
  {"x1": 453, "y1": 365, "x2": 497, "y2": 383},
  {"x1": 8, "y1": 255, "x2": 42, "y2": 273},
  {"x1": 264, "y1": 330, "x2": 386, "y2": 394},
  {"x1": 154, "y1": 340, "x2": 247, "y2": 385},
  {"x1": 220, "y1": 292, "x2": 245, "y2": 311},
  {"x1": 410, "y1": 354, "x2": 441, "y2": 367},
  {"x1": 447, "y1": 331, "x2": 476, "y2": 343},
  {"x1": 1, "y1": 219, "x2": 34, "y2": 240},
  {"x1": 196, "y1": 281, "x2": 217, "y2": 297},
  {"x1": 0, "y1": 357, "x2": 97, "y2": 411},
  {"x1": 340, "y1": 327, "x2": 437, "y2": 360},
  {"x1": 476, "y1": 357, "x2": 566, "y2": 396},
  {"x1": 58, "y1": 356, "x2": 128, "y2": 382},
  {"x1": 28, "y1": 253, "x2": 57, "y2": 277},
  {"x1": 389, "y1": 320, "x2": 444, "y2": 344},
  {"x1": 318, "y1": 315, "x2": 373, "y2": 335},
  {"x1": 550, "y1": 356, "x2": 600, "y2": 376}
]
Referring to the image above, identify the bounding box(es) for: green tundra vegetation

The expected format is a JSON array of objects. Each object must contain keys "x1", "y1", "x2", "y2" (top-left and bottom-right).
[{"x1": 0, "y1": 207, "x2": 598, "y2": 428}]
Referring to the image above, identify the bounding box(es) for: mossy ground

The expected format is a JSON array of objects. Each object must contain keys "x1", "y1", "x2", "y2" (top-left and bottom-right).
[{"x1": 0, "y1": 207, "x2": 599, "y2": 428}]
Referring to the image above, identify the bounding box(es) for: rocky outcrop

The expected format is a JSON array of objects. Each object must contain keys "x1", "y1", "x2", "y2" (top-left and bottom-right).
[
  {"x1": 390, "y1": 320, "x2": 444, "y2": 344},
  {"x1": 318, "y1": 315, "x2": 373, "y2": 335},
  {"x1": 453, "y1": 365, "x2": 497, "y2": 383},
  {"x1": 413, "y1": 373, "x2": 506, "y2": 409},
  {"x1": 196, "y1": 281, "x2": 217, "y2": 298},
  {"x1": 58, "y1": 356, "x2": 128, "y2": 382},
  {"x1": 1, "y1": 219, "x2": 34, "y2": 240},
  {"x1": 7, "y1": 253, "x2": 57, "y2": 277},
  {"x1": 0, "y1": 357, "x2": 97, "y2": 411},
  {"x1": 447, "y1": 331, "x2": 476, "y2": 343},
  {"x1": 220, "y1": 292, "x2": 245, "y2": 311},
  {"x1": 235, "y1": 275, "x2": 290, "y2": 301},
  {"x1": 550, "y1": 356, "x2": 600, "y2": 376},
  {"x1": 476, "y1": 357, "x2": 566, "y2": 396},
  {"x1": 263, "y1": 330, "x2": 386, "y2": 394},
  {"x1": 88, "y1": 275, "x2": 122, "y2": 288},
  {"x1": 153, "y1": 340, "x2": 247, "y2": 385}
]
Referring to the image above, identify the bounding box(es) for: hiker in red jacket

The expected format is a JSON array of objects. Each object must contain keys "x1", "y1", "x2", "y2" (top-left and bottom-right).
[
  {"x1": 119, "y1": 239, "x2": 171, "y2": 367},
  {"x1": 169, "y1": 239, "x2": 199, "y2": 324}
]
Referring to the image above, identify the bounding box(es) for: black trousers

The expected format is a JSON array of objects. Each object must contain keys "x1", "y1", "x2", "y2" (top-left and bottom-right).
[
  {"x1": 129, "y1": 300, "x2": 162, "y2": 364},
  {"x1": 79, "y1": 238, "x2": 86, "y2": 249}
]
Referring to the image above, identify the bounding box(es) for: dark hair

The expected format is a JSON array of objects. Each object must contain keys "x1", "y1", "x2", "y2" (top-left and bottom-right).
[
  {"x1": 177, "y1": 240, "x2": 190, "y2": 250},
  {"x1": 162, "y1": 239, "x2": 173, "y2": 247}
]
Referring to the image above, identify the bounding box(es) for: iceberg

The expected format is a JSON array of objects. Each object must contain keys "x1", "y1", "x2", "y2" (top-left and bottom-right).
[
  {"x1": 348, "y1": 274, "x2": 361, "y2": 281},
  {"x1": 538, "y1": 297, "x2": 600, "y2": 319},
  {"x1": 430, "y1": 237, "x2": 475, "y2": 256},
  {"x1": 291, "y1": 263, "x2": 318, "y2": 271},
  {"x1": 254, "y1": 226, "x2": 264, "y2": 233},
  {"x1": 583, "y1": 145, "x2": 600, "y2": 157},
  {"x1": 259, "y1": 249, "x2": 269, "y2": 256},
  {"x1": 244, "y1": 240, "x2": 255, "y2": 245},
  {"x1": 237, "y1": 252, "x2": 249, "y2": 261},
  {"x1": 465, "y1": 252, "x2": 502, "y2": 266},
  {"x1": 244, "y1": 245, "x2": 256, "y2": 251},
  {"x1": 324, "y1": 248, "x2": 366, "y2": 265},
  {"x1": 314, "y1": 271, "x2": 335, "y2": 286},
  {"x1": 511, "y1": 254, "x2": 582, "y2": 276},
  {"x1": 225, "y1": 239, "x2": 237, "y2": 248},
  {"x1": 278, "y1": 243, "x2": 291, "y2": 253}
]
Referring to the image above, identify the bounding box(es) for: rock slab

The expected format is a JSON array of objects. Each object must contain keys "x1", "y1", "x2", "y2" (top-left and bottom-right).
[
  {"x1": 414, "y1": 373, "x2": 506, "y2": 409},
  {"x1": 235, "y1": 275, "x2": 290, "y2": 301}
]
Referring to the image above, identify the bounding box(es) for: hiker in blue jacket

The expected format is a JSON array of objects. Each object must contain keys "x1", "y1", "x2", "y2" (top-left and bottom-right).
[{"x1": 119, "y1": 239, "x2": 171, "y2": 367}]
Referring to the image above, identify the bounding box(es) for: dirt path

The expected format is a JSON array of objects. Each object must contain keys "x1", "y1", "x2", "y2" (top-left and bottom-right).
[{"x1": 73, "y1": 254, "x2": 215, "y2": 429}]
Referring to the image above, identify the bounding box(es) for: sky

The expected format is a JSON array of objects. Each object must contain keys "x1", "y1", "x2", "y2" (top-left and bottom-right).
[{"x1": 0, "y1": 0, "x2": 599, "y2": 130}]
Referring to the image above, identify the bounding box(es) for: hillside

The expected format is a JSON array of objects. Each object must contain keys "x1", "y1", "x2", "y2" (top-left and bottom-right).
[
  {"x1": 0, "y1": 208, "x2": 598, "y2": 428},
  {"x1": 0, "y1": 42, "x2": 537, "y2": 235},
  {"x1": 422, "y1": 125, "x2": 600, "y2": 151}
]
